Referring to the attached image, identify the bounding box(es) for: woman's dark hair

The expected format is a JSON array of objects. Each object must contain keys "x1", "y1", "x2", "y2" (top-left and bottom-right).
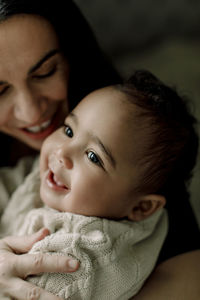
[
  {"x1": 0, "y1": 0, "x2": 121, "y2": 166},
  {"x1": 116, "y1": 70, "x2": 200, "y2": 260}
]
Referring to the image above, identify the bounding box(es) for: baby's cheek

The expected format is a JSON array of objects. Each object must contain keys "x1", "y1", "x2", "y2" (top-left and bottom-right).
[{"x1": 40, "y1": 143, "x2": 50, "y2": 173}]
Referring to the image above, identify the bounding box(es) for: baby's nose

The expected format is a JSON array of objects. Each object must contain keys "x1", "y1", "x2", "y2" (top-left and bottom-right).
[{"x1": 57, "y1": 147, "x2": 73, "y2": 169}]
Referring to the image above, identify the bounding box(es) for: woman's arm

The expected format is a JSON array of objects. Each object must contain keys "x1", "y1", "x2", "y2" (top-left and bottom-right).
[
  {"x1": 0, "y1": 228, "x2": 79, "y2": 300},
  {"x1": 131, "y1": 250, "x2": 200, "y2": 300}
]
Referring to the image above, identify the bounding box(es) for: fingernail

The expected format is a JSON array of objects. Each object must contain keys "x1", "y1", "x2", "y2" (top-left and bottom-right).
[
  {"x1": 40, "y1": 228, "x2": 50, "y2": 235},
  {"x1": 68, "y1": 259, "x2": 79, "y2": 270}
]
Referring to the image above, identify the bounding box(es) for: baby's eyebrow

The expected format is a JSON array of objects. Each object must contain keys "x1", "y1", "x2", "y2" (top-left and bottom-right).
[
  {"x1": 68, "y1": 112, "x2": 78, "y2": 124},
  {"x1": 94, "y1": 137, "x2": 116, "y2": 169}
]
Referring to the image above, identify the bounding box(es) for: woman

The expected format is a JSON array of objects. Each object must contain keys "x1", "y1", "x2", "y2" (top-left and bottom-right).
[
  {"x1": 0, "y1": 0, "x2": 199, "y2": 299},
  {"x1": 0, "y1": 0, "x2": 121, "y2": 167}
]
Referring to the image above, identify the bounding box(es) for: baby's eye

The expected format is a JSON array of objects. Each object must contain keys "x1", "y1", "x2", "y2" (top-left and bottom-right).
[
  {"x1": 87, "y1": 151, "x2": 102, "y2": 166},
  {"x1": 64, "y1": 125, "x2": 73, "y2": 138}
]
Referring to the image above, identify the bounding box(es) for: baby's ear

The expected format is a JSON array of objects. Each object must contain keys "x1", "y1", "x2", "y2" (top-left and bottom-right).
[{"x1": 127, "y1": 194, "x2": 166, "y2": 221}]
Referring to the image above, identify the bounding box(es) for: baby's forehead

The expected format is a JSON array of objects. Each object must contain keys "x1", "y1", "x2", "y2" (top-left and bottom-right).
[
  {"x1": 76, "y1": 85, "x2": 150, "y2": 141},
  {"x1": 88, "y1": 86, "x2": 139, "y2": 113}
]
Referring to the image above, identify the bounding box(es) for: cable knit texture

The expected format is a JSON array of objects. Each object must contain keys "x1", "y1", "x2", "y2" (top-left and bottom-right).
[{"x1": 0, "y1": 157, "x2": 168, "y2": 299}]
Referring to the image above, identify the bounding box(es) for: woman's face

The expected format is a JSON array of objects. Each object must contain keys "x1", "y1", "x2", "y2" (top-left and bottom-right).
[{"x1": 0, "y1": 15, "x2": 69, "y2": 150}]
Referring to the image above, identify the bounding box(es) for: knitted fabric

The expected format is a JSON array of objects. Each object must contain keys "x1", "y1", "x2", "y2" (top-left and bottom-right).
[{"x1": 0, "y1": 157, "x2": 168, "y2": 299}]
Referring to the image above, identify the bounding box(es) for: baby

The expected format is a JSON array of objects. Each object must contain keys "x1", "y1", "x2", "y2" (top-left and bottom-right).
[{"x1": 0, "y1": 70, "x2": 198, "y2": 299}]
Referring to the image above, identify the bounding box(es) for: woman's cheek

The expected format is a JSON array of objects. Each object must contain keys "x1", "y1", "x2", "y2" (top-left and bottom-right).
[
  {"x1": 49, "y1": 70, "x2": 69, "y2": 101},
  {"x1": 0, "y1": 103, "x2": 12, "y2": 127},
  {"x1": 45, "y1": 82, "x2": 67, "y2": 102}
]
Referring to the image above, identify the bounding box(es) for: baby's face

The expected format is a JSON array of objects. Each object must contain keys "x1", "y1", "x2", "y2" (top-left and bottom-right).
[{"x1": 40, "y1": 87, "x2": 139, "y2": 219}]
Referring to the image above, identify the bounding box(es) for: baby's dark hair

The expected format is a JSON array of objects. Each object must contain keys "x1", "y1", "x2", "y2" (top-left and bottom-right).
[{"x1": 115, "y1": 70, "x2": 199, "y2": 200}]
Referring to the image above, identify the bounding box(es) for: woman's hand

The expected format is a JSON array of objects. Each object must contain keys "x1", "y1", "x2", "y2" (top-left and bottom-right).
[{"x1": 0, "y1": 228, "x2": 79, "y2": 300}]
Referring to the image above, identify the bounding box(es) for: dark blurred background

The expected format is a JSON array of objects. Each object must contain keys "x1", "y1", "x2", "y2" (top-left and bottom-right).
[{"x1": 74, "y1": 0, "x2": 200, "y2": 227}]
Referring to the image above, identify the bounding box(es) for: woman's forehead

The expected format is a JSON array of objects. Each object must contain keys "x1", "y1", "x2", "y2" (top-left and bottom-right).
[
  {"x1": 0, "y1": 14, "x2": 58, "y2": 50},
  {"x1": 0, "y1": 14, "x2": 59, "y2": 75}
]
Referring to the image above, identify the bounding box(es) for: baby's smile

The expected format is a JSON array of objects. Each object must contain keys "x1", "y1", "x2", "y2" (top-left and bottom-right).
[{"x1": 46, "y1": 169, "x2": 69, "y2": 191}]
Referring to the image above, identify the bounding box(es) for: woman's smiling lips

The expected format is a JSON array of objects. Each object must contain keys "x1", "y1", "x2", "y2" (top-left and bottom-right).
[
  {"x1": 20, "y1": 106, "x2": 63, "y2": 140},
  {"x1": 46, "y1": 169, "x2": 69, "y2": 191},
  {"x1": 25, "y1": 119, "x2": 52, "y2": 133}
]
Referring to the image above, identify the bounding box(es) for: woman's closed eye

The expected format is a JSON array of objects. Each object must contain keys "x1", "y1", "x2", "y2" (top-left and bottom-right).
[
  {"x1": 33, "y1": 65, "x2": 57, "y2": 79},
  {"x1": 0, "y1": 85, "x2": 9, "y2": 96}
]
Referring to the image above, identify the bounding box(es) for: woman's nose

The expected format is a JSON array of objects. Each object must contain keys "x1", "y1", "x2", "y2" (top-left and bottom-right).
[
  {"x1": 14, "y1": 89, "x2": 47, "y2": 123},
  {"x1": 56, "y1": 147, "x2": 73, "y2": 169}
]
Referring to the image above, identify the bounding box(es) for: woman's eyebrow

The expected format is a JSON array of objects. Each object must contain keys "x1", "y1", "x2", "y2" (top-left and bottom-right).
[{"x1": 28, "y1": 49, "x2": 60, "y2": 74}]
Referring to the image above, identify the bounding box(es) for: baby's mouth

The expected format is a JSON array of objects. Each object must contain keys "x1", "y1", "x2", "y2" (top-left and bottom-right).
[
  {"x1": 46, "y1": 170, "x2": 69, "y2": 191},
  {"x1": 52, "y1": 172, "x2": 67, "y2": 188}
]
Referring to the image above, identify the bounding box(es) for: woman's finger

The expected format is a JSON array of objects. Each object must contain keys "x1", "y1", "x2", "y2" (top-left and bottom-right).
[
  {"x1": 14, "y1": 252, "x2": 79, "y2": 278},
  {"x1": 7, "y1": 278, "x2": 63, "y2": 300},
  {"x1": 1, "y1": 228, "x2": 50, "y2": 253},
  {"x1": 0, "y1": 231, "x2": 79, "y2": 299}
]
